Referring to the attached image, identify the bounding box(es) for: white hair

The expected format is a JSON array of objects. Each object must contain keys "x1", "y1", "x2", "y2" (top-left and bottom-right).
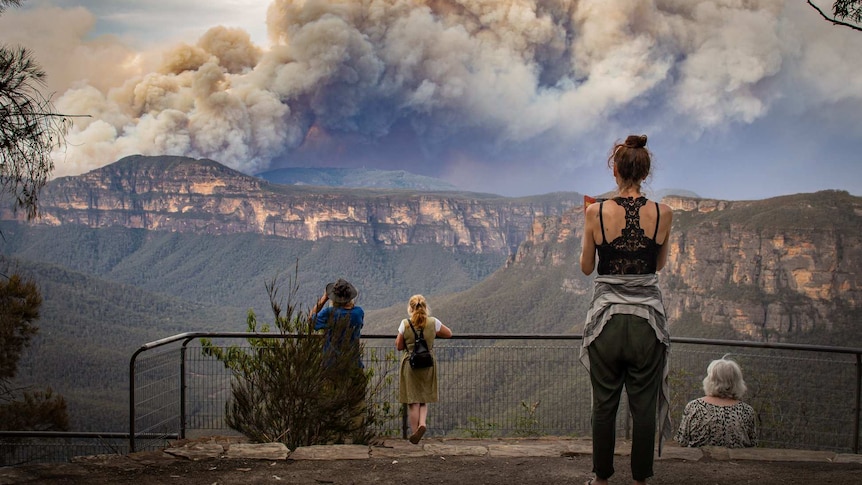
[{"x1": 702, "y1": 356, "x2": 747, "y2": 400}]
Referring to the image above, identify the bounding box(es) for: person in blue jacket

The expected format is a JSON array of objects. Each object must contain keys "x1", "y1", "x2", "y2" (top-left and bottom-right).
[{"x1": 310, "y1": 278, "x2": 365, "y2": 367}]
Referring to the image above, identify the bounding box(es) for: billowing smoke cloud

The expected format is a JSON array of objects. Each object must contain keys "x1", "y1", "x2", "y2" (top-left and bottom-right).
[{"x1": 1, "y1": 1, "x2": 860, "y2": 196}]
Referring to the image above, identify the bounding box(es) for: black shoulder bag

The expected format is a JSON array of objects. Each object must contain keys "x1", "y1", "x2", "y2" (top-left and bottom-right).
[{"x1": 407, "y1": 321, "x2": 434, "y2": 369}]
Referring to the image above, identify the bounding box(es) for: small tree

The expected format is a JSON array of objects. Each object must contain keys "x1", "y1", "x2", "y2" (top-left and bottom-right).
[
  {"x1": 202, "y1": 268, "x2": 385, "y2": 449},
  {"x1": 0, "y1": 272, "x2": 69, "y2": 433}
]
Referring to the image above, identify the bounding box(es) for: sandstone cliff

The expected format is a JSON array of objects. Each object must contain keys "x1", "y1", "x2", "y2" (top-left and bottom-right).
[
  {"x1": 8, "y1": 155, "x2": 580, "y2": 255},
  {"x1": 509, "y1": 191, "x2": 862, "y2": 342}
]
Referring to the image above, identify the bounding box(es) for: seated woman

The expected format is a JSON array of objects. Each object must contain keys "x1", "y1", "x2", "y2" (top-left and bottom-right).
[{"x1": 675, "y1": 356, "x2": 758, "y2": 448}]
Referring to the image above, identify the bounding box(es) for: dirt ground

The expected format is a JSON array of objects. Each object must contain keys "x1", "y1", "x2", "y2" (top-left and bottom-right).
[{"x1": 3, "y1": 451, "x2": 862, "y2": 485}]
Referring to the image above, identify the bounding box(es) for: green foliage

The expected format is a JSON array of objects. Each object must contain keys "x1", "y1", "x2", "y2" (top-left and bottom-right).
[
  {"x1": 366, "y1": 229, "x2": 589, "y2": 335},
  {"x1": 0, "y1": 220, "x2": 501, "y2": 432},
  {"x1": 464, "y1": 416, "x2": 497, "y2": 438},
  {"x1": 0, "y1": 388, "x2": 68, "y2": 431},
  {"x1": 0, "y1": 222, "x2": 505, "y2": 316},
  {"x1": 671, "y1": 191, "x2": 858, "y2": 233},
  {"x1": 0, "y1": 272, "x2": 40, "y2": 380},
  {"x1": 0, "y1": 271, "x2": 68, "y2": 432},
  {"x1": 514, "y1": 400, "x2": 542, "y2": 437},
  {"x1": 201, "y1": 269, "x2": 379, "y2": 449},
  {"x1": 0, "y1": 255, "x2": 243, "y2": 430}
]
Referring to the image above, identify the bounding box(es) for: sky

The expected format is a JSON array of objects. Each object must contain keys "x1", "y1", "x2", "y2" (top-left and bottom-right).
[{"x1": 2, "y1": 0, "x2": 860, "y2": 200}]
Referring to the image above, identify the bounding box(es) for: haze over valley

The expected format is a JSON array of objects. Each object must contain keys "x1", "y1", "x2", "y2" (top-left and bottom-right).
[{"x1": 1, "y1": 157, "x2": 859, "y2": 431}]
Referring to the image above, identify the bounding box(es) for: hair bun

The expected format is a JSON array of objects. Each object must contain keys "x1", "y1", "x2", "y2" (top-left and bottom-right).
[{"x1": 624, "y1": 134, "x2": 647, "y2": 148}]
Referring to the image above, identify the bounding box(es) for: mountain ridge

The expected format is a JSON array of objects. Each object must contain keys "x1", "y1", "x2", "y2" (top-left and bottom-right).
[{"x1": 14, "y1": 155, "x2": 581, "y2": 255}]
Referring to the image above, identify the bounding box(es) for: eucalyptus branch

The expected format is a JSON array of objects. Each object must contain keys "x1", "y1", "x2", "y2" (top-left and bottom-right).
[{"x1": 808, "y1": 0, "x2": 862, "y2": 32}]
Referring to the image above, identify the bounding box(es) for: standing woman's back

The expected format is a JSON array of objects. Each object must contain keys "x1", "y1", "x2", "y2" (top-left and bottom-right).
[
  {"x1": 578, "y1": 134, "x2": 674, "y2": 485},
  {"x1": 395, "y1": 294, "x2": 453, "y2": 444}
]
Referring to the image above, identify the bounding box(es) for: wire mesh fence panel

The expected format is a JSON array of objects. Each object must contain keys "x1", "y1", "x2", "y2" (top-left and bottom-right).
[
  {"x1": 362, "y1": 342, "x2": 403, "y2": 438},
  {"x1": 184, "y1": 343, "x2": 235, "y2": 435},
  {"x1": 433, "y1": 340, "x2": 592, "y2": 438},
  {"x1": 132, "y1": 344, "x2": 183, "y2": 451},
  {"x1": 180, "y1": 339, "x2": 605, "y2": 440},
  {"x1": 126, "y1": 334, "x2": 862, "y2": 455},
  {"x1": 669, "y1": 345, "x2": 859, "y2": 452}
]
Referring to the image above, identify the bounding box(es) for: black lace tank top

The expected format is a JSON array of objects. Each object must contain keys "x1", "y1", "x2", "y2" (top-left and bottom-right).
[{"x1": 596, "y1": 196, "x2": 662, "y2": 275}]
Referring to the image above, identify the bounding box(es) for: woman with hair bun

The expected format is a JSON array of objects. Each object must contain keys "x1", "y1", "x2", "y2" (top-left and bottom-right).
[
  {"x1": 675, "y1": 356, "x2": 758, "y2": 448},
  {"x1": 580, "y1": 135, "x2": 674, "y2": 485},
  {"x1": 395, "y1": 294, "x2": 453, "y2": 444}
]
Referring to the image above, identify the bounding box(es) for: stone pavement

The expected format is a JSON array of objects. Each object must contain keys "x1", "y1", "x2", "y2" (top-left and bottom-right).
[
  {"x1": 2, "y1": 436, "x2": 862, "y2": 485},
  {"x1": 130, "y1": 435, "x2": 862, "y2": 465}
]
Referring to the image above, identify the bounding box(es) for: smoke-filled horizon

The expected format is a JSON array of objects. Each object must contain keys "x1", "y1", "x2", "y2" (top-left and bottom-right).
[{"x1": 3, "y1": 0, "x2": 861, "y2": 200}]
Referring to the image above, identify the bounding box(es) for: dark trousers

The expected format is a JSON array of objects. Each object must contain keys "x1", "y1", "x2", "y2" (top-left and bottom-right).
[{"x1": 587, "y1": 313, "x2": 665, "y2": 481}]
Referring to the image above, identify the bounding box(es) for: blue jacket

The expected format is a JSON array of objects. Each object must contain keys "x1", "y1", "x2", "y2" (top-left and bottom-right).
[{"x1": 312, "y1": 306, "x2": 365, "y2": 367}]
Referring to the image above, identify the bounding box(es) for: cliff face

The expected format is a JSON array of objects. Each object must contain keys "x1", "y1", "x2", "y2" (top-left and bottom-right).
[
  {"x1": 9, "y1": 155, "x2": 859, "y2": 341},
  {"x1": 9, "y1": 155, "x2": 579, "y2": 255},
  {"x1": 511, "y1": 192, "x2": 862, "y2": 341}
]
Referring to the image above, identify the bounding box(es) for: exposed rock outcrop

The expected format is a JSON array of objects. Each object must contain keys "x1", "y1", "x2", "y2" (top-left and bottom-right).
[
  {"x1": 5, "y1": 155, "x2": 580, "y2": 255},
  {"x1": 511, "y1": 191, "x2": 862, "y2": 341}
]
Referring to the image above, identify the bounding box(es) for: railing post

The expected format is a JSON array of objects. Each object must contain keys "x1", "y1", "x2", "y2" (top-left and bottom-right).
[
  {"x1": 180, "y1": 340, "x2": 188, "y2": 440},
  {"x1": 129, "y1": 358, "x2": 135, "y2": 453},
  {"x1": 855, "y1": 353, "x2": 861, "y2": 454},
  {"x1": 402, "y1": 404, "x2": 408, "y2": 439},
  {"x1": 129, "y1": 347, "x2": 145, "y2": 453}
]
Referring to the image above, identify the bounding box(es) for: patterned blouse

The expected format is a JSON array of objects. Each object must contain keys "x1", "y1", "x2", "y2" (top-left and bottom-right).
[{"x1": 675, "y1": 398, "x2": 758, "y2": 448}]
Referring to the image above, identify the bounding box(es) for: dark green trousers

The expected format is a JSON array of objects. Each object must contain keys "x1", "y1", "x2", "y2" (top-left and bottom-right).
[{"x1": 587, "y1": 313, "x2": 665, "y2": 481}]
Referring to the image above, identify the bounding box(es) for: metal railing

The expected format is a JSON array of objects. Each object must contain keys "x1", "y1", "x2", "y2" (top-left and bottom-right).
[{"x1": 129, "y1": 332, "x2": 862, "y2": 455}]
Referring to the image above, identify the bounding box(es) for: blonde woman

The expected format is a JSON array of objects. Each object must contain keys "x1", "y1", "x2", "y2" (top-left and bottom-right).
[
  {"x1": 395, "y1": 294, "x2": 453, "y2": 444},
  {"x1": 676, "y1": 356, "x2": 758, "y2": 448}
]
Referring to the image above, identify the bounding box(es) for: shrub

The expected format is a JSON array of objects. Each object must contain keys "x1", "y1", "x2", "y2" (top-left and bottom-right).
[{"x1": 201, "y1": 268, "x2": 374, "y2": 449}]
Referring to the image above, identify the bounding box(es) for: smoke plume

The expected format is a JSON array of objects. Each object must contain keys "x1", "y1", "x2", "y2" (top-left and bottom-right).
[{"x1": 1, "y1": 1, "x2": 860, "y2": 196}]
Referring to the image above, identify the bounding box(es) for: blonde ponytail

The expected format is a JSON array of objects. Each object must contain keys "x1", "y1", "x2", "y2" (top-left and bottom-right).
[{"x1": 408, "y1": 294, "x2": 429, "y2": 330}]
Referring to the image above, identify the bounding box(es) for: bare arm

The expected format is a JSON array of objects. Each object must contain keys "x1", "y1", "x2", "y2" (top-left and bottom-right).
[
  {"x1": 309, "y1": 289, "x2": 329, "y2": 320},
  {"x1": 395, "y1": 332, "x2": 406, "y2": 351},
  {"x1": 580, "y1": 203, "x2": 599, "y2": 275},
  {"x1": 436, "y1": 322, "x2": 453, "y2": 338},
  {"x1": 656, "y1": 204, "x2": 673, "y2": 271}
]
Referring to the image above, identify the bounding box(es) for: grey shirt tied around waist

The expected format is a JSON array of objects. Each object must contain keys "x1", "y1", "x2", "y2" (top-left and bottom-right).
[{"x1": 579, "y1": 273, "x2": 672, "y2": 453}]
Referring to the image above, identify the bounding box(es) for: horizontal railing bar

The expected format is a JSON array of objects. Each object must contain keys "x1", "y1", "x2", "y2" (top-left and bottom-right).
[
  {"x1": 669, "y1": 336, "x2": 862, "y2": 355},
  {"x1": 134, "y1": 331, "x2": 862, "y2": 357},
  {"x1": 0, "y1": 431, "x2": 176, "y2": 439}
]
